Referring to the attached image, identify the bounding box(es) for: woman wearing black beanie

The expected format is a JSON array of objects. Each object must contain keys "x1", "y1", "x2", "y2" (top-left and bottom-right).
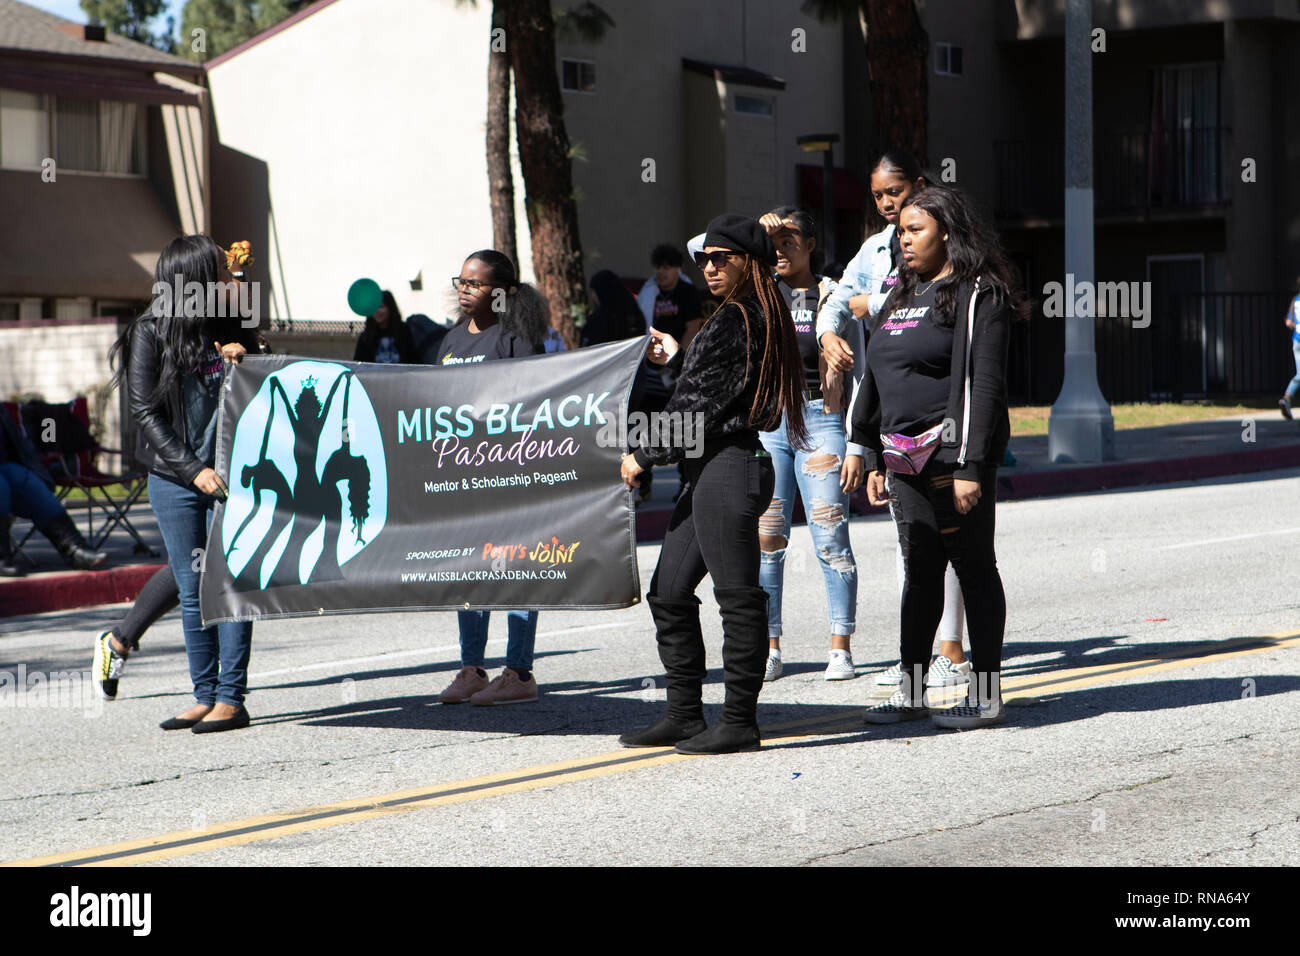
[{"x1": 618, "y1": 213, "x2": 808, "y2": 754}]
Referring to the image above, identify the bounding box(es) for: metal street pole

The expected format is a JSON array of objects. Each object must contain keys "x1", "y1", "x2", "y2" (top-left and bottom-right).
[
  {"x1": 796, "y1": 133, "x2": 839, "y2": 268},
  {"x1": 1048, "y1": 0, "x2": 1115, "y2": 462}
]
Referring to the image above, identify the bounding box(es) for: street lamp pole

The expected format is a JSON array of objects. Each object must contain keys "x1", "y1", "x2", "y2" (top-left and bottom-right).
[
  {"x1": 796, "y1": 133, "x2": 839, "y2": 267},
  {"x1": 1048, "y1": 0, "x2": 1115, "y2": 462}
]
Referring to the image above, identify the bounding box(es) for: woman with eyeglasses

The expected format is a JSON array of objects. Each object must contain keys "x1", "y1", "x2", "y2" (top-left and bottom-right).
[
  {"x1": 618, "y1": 214, "x2": 807, "y2": 755},
  {"x1": 851, "y1": 185, "x2": 1025, "y2": 730},
  {"x1": 752, "y1": 206, "x2": 863, "y2": 683},
  {"x1": 435, "y1": 250, "x2": 550, "y2": 705}
]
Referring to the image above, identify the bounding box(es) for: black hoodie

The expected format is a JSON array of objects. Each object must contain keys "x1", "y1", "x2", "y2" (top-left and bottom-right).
[{"x1": 850, "y1": 277, "x2": 1010, "y2": 481}]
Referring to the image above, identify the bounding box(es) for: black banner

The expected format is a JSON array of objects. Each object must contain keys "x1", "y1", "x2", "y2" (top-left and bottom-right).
[{"x1": 198, "y1": 337, "x2": 646, "y2": 623}]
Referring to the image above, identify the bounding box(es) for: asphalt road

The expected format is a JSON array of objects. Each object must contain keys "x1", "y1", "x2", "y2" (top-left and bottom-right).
[{"x1": 1, "y1": 468, "x2": 1297, "y2": 867}]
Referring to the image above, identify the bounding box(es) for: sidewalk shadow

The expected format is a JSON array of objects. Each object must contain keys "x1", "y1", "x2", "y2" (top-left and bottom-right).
[{"x1": 1000, "y1": 635, "x2": 1289, "y2": 679}]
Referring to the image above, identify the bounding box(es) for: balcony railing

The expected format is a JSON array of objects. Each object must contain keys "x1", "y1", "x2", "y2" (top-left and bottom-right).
[{"x1": 996, "y1": 126, "x2": 1229, "y2": 219}]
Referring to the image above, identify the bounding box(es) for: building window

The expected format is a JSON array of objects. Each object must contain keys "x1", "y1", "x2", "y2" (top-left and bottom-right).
[
  {"x1": 935, "y1": 43, "x2": 963, "y2": 76},
  {"x1": 0, "y1": 89, "x2": 50, "y2": 168},
  {"x1": 0, "y1": 89, "x2": 146, "y2": 173},
  {"x1": 733, "y1": 94, "x2": 773, "y2": 117},
  {"x1": 561, "y1": 59, "x2": 596, "y2": 93}
]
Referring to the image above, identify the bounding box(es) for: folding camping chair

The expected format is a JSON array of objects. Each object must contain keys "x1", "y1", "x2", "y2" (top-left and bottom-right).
[{"x1": 4, "y1": 398, "x2": 156, "y2": 559}]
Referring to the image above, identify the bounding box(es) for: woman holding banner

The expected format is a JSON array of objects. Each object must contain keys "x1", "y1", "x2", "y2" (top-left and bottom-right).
[
  {"x1": 618, "y1": 214, "x2": 808, "y2": 755},
  {"x1": 110, "y1": 235, "x2": 257, "y2": 733},
  {"x1": 436, "y1": 250, "x2": 551, "y2": 706}
]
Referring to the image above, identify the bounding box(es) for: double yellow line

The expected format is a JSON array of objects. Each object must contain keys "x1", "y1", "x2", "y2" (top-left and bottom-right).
[{"x1": 10, "y1": 631, "x2": 1296, "y2": 867}]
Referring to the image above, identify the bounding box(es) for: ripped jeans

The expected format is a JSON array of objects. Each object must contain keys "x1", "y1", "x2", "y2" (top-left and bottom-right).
[{"x1": 758, "y1": 400, "x2": 857, "y2": 638}]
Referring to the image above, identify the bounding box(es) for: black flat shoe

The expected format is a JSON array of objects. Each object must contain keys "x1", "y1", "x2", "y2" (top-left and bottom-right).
[
  {"x1": 674, "y1": 721, "x2": 761, "y2": 755},
  {"x1": 159, "y1": 716, "x2": 202, "y2": 730},
  {"x1": 618, "y1": 714, "x2": 707, "y2": 748},
  {"x1": 191, "y1": 706, "x2": 250, "y2": 734}
]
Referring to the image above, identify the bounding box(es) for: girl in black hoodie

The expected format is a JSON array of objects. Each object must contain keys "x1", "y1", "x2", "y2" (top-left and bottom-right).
[
  {"x1": 618, "y1": 214, "x2": 807, "y2": 755},
  {"x1": 850, "y1": 186, "x2": 1025, "y2": 730}
]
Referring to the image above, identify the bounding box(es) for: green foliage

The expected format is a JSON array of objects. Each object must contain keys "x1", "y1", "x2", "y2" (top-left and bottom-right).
[
  {"x1": 178, "y1": 0, "x2": 297, "y2": 62},
  {"x1": 80, "y1": 0, "x2": 174, "y2": 51},
  {"x1": 554, "y1": 2, "x2": 614, "y2": 43}
]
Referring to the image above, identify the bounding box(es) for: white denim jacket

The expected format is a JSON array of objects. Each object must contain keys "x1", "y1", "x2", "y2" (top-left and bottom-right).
[{"x1": 814, "y1": 223, "x2": 896, "y2": 339}]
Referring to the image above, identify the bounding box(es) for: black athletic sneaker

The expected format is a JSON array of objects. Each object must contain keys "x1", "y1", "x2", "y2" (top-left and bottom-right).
[
  {"x1": 1281, "y1": 397, "x2": 1293, "y2": 421},
  {"x1": 93, "y1": 630, "x2": 127, "y2": 700}
]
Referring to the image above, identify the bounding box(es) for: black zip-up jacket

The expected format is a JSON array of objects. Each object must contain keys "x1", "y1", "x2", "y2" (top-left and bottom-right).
[
  {"x1": 126, "y1": 318, "x2": 258, "y2": 486},
  {"x1": 632, "y1": 295, "x2": 774, "y2": 468},
  {"x1": 850, "y1": 277, "x2": 1010, "y2": 481}
]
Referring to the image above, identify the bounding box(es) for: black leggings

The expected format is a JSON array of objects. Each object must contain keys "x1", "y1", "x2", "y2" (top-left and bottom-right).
[
  {"x1": 649, "y1": 443, "x2": 775, "y2": 599},
  {"x1": 112, "y1": 564, "x2": 180, "y2": 649},
  {"x1": 890, "y1": 461, "x2": 1005, "y2": 681}
]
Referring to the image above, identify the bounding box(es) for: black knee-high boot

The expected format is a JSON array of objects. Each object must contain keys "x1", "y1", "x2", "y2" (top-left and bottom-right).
[
  {"x1": 618, "y1": 594, "x2": 708, "y2": 747},
  {"x1": 675, "y1": 586, "x2": 768, "y2": 755},
  {"x1": 39, "y1": 513, "x2": 108, "y2": 570}
]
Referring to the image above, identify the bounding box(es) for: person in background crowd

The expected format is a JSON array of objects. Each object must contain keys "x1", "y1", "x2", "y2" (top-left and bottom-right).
[
  {"x1": 110, "y1": 234, "x2": 258, "y2": 733},
  {"x1": 585, "y1": 270, "x2": 646, "y2": 347},
  {"x1": 0, "y1": 412, "x2": 108, "y2": 576},
  {"x1": 618, "y1": 214, "x2": 807, "y2": 755},
  {"x1": 819, "y1": 148, "x2": 972, "y2": 691},
  {"x1": 852, "y1": 185, "x2": 1024, "y2": 729},
  {"x1": 436, "y1": 249, "x2": 548, "y2": 705},
  {"x1": 407, "y1": 313, "x2": 451, "y2": 364},
  {"x1": 354, "y1": 290, "x2": 414, "y2": 364},
  {"x1": 1279, "y1": 275, "x2": 1300, "y2": 420},
  {"x1": 755, "y1": 206, "x2": 863, "y2": 683},
  {"x1": 90, "y1": 564, "x2": 179, "y2": 699}
]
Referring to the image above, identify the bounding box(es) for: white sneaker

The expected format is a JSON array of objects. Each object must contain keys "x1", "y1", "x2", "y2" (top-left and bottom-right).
[
  {"x1": 926, "y1": 655, "x2": 972, "y2": 687},
  {"x1": 874, "y1": 661, "x2": 903, "y2": 686},
  {"x1": 763, "y1": 653, "x2": 783, "y2": 682},
  {"x1": 824, "y1": 650, "x2": 856, "y2": 681}
]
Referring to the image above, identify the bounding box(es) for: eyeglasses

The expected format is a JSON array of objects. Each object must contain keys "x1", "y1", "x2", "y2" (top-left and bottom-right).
[
  {"x1": 451, "y1": 277, "x2": 494, "y2": 292},
  {"x1": 693, "y1": 250, "x2": 740, "y2": 271}
]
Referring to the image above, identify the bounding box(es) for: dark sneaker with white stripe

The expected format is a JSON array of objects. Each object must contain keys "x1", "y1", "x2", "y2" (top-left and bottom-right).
[{"x1": 93, "y1": 630, "x2": 128, "y2": 700}]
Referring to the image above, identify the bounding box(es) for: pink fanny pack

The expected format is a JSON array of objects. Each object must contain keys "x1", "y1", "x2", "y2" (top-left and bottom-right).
[{"x1": 879, "y1": 422, "x2": 945, "y2": 475}]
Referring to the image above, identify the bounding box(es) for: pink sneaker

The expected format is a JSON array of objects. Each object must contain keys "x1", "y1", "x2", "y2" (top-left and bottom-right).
[
  {"x1": 469, "y1": 669, "x2": 539, "y2": 706},
  {"x1": 439, "y1": 666, "x2": 490, "y2": 704}
]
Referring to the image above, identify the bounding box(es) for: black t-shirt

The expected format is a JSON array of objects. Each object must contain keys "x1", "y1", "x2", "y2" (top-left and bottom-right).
[
  {"x1": 867, "y1": 282, "x2": 954, "y2": 436},
  {"x1": 650, "y1": 281, "x2": 701, "y2": 342},
  {"x1": 436, "y1": 321, "x2": 537, "y2": 366},
  {"x1": 778, "y1": 280, "x2": 820, "y2": 389},
  {"x1": 881, "y1": 230, "x2": 903, "y2": 295}
]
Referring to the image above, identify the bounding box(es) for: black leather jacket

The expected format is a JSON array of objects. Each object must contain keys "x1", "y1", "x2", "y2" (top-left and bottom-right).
[{"x1": 126, "y1": 318, "x2": 257, "y2": 486}]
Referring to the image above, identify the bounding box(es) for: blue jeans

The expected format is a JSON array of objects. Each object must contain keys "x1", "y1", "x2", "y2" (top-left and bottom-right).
[
  {"x1": 0, "y1": 463, "x2": 63, "y2": 526},
  {"x1": 458, "y1": 610, "x2": 538, "y2": 671},
  {"x1": 758, "y1": 401, "x2": 857, "y2": 638},
  {"x1": 1286, "y1": 343, "x2": 1300, "y2": 400},
  {"x1": 149, "y1": 474, "x2": 253, "y2": 707}
]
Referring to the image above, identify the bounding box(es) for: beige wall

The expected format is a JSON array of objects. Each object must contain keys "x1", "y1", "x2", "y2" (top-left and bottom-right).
[
  {"x1": 556, "y1": 0, "x2": 845, "y2": 280},
  {"x1": 207, "y1": 0, "x2": 533, "y2": 324}
]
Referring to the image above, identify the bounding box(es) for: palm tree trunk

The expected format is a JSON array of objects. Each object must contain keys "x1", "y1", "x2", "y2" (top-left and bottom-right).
[
  {"x1": 486, "y1": 0, "x2": 517, "y2": 266},
  {"x1": 864, "y1": 0, "x2": 929, "y2": 165},
  {"x1": 507, "y1": 0, "x2": 586, "y2": 350}
]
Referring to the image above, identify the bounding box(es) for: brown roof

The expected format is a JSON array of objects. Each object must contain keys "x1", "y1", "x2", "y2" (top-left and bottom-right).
[{"x1": 0, "y1": 0, "x2": 195, "y2": 70}]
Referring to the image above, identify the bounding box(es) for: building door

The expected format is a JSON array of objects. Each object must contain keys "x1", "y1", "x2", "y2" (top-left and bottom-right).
[{"x1": 1148, "y1": 255, "x2": 1205, "y2": 399}]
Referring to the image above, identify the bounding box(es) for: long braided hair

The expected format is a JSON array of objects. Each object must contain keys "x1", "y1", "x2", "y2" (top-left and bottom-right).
[{"x1": 716, "y1": 255, "x2": 809, "y2": 450}]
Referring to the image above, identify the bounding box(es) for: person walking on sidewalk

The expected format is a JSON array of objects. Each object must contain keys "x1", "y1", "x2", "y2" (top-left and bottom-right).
[
  {"x1": 1279, "y1": 276, "x2": 1300, "y2": 420},
  {"x1": 618, "y1": 214, "x2": 808, "y2": 755},
  {"x1": 754, "y1": 206, "x2": 863, "y2": 683},
  {"x1": 435, "y1": 250, "x2": 550, "y2": 706},
  {"x1": 851, "y1": 186, "x2": 1025, "y2": 730},
  {"x1": 110, "y1": 234, "x2": 257, "y2": 734}
]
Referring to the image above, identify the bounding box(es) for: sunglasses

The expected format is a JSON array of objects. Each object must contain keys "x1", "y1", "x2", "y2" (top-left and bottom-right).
[
  {"x1": 451, "y1": 277, "x2": 494, "y2": 292},
  {"x1": 693, "y1": 250, "x2": 741, "y2": 271}
]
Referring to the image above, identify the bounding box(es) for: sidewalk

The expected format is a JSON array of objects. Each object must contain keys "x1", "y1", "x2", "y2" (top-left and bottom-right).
[{"x1": 4, "y1": 413, "x2": 1297, "y2": 617}]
